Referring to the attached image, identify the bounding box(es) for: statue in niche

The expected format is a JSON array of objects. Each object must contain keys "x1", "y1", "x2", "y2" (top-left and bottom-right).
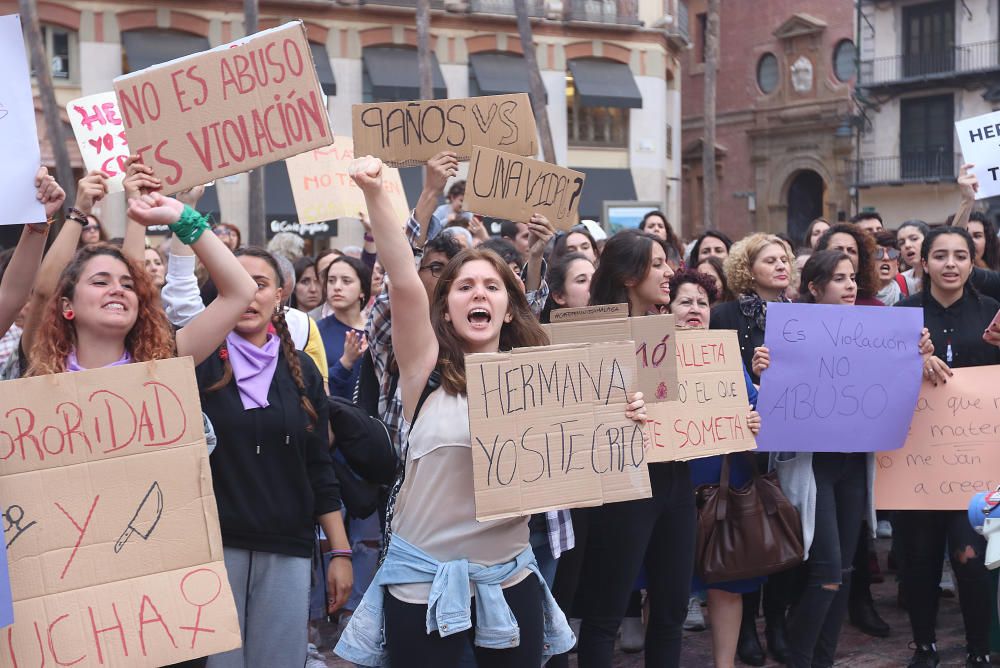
[{"x1": 790, "y1": 55, "x2": 814, "y2": 93}]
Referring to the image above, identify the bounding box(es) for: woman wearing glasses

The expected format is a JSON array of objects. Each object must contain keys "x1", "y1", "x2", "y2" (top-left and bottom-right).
[
  {"x1": 78, "y1": 213, "x2": 108, "y2": 247},
  {"x1": 873, "y1": 230, "x2": 905, "y2": 306}
]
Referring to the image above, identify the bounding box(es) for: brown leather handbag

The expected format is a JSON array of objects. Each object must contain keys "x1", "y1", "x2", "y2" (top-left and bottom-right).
[{"x1": 694, "y1": 453, "x2": 804, "y2": 584}]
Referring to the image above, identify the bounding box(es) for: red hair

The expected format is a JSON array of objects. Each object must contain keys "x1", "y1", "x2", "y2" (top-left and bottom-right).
[{"x1": 27, "y1": 243, "x2": 175, "y2": 376}]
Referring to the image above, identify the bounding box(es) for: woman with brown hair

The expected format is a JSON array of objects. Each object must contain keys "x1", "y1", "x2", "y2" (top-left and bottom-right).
[
  {"x1": 335, "y1": 156, "x2": 621, "y2": 667},
  {"x1": 814, "y1": 223, "x2": 883, "y2": 306}
]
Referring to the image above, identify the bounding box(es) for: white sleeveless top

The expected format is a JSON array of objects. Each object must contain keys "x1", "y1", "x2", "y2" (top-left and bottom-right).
[{"x1": 390, "y1": 388, "x2": 530, "y2": 603}]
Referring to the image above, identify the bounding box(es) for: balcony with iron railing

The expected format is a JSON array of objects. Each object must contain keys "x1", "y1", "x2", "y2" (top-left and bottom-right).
[
  {"x1": 468, "y1": 0, "x2": 543, "y2": 17},
  {"x1": 859, "y1": 40, "x2": 1000, "y2": 90},
  {"x1": 563, "y1": 0, "x2": 640, "y2": 25},
  {"x1": 850, "y1": 152, "x2": 963, "y2": 187},
  {"x1": 361, "y1": 0, "x2": 640, "y2": 24}
]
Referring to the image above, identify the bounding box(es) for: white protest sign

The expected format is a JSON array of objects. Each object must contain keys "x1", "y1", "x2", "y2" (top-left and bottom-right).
[
  {"x1": 956, "y1": 111, "x2": 1000, "y2": 199},
  {"x1": 0, "y1": 14, "x2": 46, "y2": 226},
  {"x1": 66, "y1": 92, "x2": 129, "y2": 193}
]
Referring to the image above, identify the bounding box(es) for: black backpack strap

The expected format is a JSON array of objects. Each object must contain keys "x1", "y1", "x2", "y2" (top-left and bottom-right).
[{"x1": 379, "y1": 368, "x2": 441, "y2": 565}]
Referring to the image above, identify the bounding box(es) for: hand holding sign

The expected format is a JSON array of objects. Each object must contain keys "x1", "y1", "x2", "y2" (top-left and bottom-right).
[
  {"x1": 75, "y1": 170, "x2": 108, "y2": 214},
  {"x1": 128, "y1": 191, "x2": 184, "y2": 227},
  {"x1": 121, "y1": 155, "x2": 162, "y2": 202},
  {"x1": 35, "y1": 167, "x2": 66, "y2": 220}
]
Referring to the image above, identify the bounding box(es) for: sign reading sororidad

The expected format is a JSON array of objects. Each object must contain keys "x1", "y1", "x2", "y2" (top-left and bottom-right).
[
  {"x1": 114, "y1": 21, "x2": 332, "y2": 194},
  {"x1": 352, "y1": 93, "x2": 538, "y2": 167},
  {"x1": 875, "y1": 366, "x2": 1000, "y2": 510},
  {"x1": 646, "y1": 329, "x2": 756, "y2": 463},
  {"x1": 285, "y1": 137, "x2": 410, "y2": 226},
  {"x1": 0, "y1": 358, "x2": 241, "y2": 666},
  {"x1": 466, "y1": 342, "x2": 651, "y2": 521}
]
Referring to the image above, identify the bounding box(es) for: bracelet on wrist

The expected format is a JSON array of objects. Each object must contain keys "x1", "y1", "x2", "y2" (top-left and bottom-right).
[
  {"x1": 168, "y1": 205, "x2": 210, "y2": 245},
  {"x1": 66, "y1": 207, "x2": 89, "y2": 226},
  {"x1": 364, "y1": 233, "x2": 375, "y2": 242},
  {"x1": 326, "y1": 549, "x2": 353, "y2": 560}
]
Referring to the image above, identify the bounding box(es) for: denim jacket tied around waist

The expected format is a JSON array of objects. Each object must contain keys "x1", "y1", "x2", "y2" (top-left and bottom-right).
[{"x1": 334, "y1": 534, "x2": 575, "y2": 666}]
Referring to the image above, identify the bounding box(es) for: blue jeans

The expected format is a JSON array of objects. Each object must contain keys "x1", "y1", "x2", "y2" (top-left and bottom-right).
[{"x1": 530, "y1": 523, "x2": 559, "y2": 589}]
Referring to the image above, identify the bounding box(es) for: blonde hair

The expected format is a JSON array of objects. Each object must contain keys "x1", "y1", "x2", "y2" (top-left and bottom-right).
[{"x1": 723, "y1": 233, "x2": 797, "y2": 296}]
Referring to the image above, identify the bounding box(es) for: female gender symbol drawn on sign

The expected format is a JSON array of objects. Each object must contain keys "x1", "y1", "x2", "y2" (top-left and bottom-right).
[{"x1": 180, "y1": 568, "x2": 223, "y2": 649}]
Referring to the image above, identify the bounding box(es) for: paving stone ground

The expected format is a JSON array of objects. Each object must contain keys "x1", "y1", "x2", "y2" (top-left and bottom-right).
[{"x1": 321, "y1": 538, "x2": 991, "y2": 666}]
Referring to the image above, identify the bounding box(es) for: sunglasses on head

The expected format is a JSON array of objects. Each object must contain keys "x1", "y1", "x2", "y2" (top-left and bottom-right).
[{"x1": 873, "y1": 248, "x2": 900, "y2": 260}]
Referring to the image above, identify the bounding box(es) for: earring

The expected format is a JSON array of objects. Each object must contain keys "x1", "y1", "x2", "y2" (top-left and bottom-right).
[{"x1": 63, "y1": 309, "x2": 74, "y2": 320}]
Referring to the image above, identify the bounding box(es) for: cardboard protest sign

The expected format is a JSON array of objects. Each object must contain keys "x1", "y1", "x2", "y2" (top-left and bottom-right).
[
  {"x1": 0, "y1": 14, "x2": 46, "y2": 226},
  {"x1": 352, "y1": 93, "x2": 537, "y2": 167},
  {"x1": 67, "y1": 92, "x2": 130, "y2": 193},
  {"x1": 544, "y1": 306, "x2": 678, "y2": 403},
  {"x1": 756, "y1": 303, "x2": 923, "y2": 452},
  {"x1": 875, "y1": 366, "x2": 1000, "y2": 510},
  {"x1": 285, "y1": 137, "x2": 409, "y2": 225},
  {"x1": 465, "y1": 146, "x2": 585, "y2": 231},
  {"x1": 0, "y1": 358, "x2": 241, "y2": 665},
  {"x1": 114, "y1": 21, "x2": 332, "y2": 194},
  {"x1": 956, "y1": 111, "x2": 1000, "y2": 200},
  {"x1": 466, "y1": 343, "x2": 651, "y2": 521},
  {"x1": 646, "y1": 329, "x2": 756, "y2": 463}
]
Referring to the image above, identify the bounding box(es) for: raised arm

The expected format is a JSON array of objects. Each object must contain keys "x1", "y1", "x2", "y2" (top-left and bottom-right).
[
  {"x1": 121, "y1": 156, "x2": 162, "y2": 266},
  {"x1": 413, "y1": 152, "x2": 458, "y2": 248},
  {"x1": 127, "y1": 193, "x2": 256, "y2": 365},
  {"x1": 351, "y1": 157, "x2": 439, "y2": 419},
  {"x1": 952, "y1": 163, "x2": 978, "y2": 230},
  {"x1": 0, "y1": 168, "x2": 65, "y2": 337},
  {"x1": 524, "y1": 213, "x2": 554, "y2": 293},
  {"x1": 21, "y1": 171, "x2": 106, "y2": 353}
]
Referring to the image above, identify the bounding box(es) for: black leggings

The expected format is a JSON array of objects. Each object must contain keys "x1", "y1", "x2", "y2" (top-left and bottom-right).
[
  {"x1": 576, "y1": 461, "x2": 696, "y2": 668},
  {"x1": 383, "y1": 576, "x2": 544, "y2": 668}
]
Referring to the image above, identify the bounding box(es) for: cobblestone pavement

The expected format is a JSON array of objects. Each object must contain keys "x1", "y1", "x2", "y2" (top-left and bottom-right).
[{"x1": 322, "y1": 538, "x2": 989, "y2": 667}]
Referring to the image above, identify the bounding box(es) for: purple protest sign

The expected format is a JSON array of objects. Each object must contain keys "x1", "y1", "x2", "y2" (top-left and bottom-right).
[{"x1": 755, "y1": 303, "x2": 923, "y2": 452}]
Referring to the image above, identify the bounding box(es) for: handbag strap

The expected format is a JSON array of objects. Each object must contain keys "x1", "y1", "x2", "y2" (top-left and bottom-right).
[
  {"x1": 742, "y1": 451, "x2": 780, "y2": 515},
  {"x1": 715, "y1": 454, "x2": 731, "y2": 521}
]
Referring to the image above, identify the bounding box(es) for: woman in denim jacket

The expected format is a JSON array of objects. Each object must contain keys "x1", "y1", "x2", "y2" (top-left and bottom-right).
[{"x1": 336, "y1": 157, "x2": 645, "y2": 667}]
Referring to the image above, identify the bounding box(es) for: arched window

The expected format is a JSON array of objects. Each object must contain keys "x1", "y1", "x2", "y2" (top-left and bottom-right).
[{"x1": 756, "y1": 53, "x2": 779, "y2": 94}]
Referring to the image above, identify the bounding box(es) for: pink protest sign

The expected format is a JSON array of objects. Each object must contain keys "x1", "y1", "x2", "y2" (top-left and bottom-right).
[{"x1": 66, "y1": 92, "x2": 130, "y2": 193}]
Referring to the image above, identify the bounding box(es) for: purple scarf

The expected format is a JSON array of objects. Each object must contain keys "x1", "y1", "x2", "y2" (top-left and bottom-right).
[
  {"x1": 225, "y1": 331, "x2": 280, "y2": 410},
  {"x1": 66, "y1": 349, "x2": 132, "y2": 372}
]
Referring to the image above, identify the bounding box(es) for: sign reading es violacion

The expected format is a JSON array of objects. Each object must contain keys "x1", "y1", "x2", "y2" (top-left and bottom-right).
[{"x1": 956, "y1": 110, "x2": 1000, "y2": 199}]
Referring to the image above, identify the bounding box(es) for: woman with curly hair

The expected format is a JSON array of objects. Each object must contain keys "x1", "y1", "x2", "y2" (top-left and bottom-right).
[
  {"x1": 23, "y1": 170, "x2": 256, "y2": 376},
  {"x1": 814, "y1": 223, "x2": 883, "y2": 306},
  {"x1": 709, "y1": 232, "x2": 795, "y2": 665}
]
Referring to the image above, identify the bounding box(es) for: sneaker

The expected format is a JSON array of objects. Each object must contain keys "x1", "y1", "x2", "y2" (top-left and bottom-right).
[
  {"x1": 967, "y1": 654, "x2": 992, "y2": 666},
  {"x1": 908, "y1": 644, "x2": 939, "y2": 668},
  {"x1": 305, "y1": 643, "x2": 327, "y2": 668},
  {"x1": 683, "y1": 596, "x2": 707, "y2": 631},
  {"x1": 620, "y1": 615, "x2": 645, "y2": 653},
  {"x1": 876, "y1": 519, "x2": 893, "y2": 538}
]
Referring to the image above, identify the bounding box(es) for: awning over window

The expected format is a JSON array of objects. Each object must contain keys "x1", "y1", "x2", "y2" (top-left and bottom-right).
[
  {"x1": 568, "y1": 59, "x2": 643, "y2": 109},
  {"x1": 577, "y1": 168, "x2": 637, "y2": 221},
  {"x1": 121, "y1": 29, "x2": 211, "y2": 72},
  {"x1": 310, "y1": 43, "x2": 337, "y2": 96},
  {"x1": 362, "y1": 46, "x2": 447, "y2": 101},
  {"x1": 469, "y1": 52, "x2": 532, "y2": 96}
]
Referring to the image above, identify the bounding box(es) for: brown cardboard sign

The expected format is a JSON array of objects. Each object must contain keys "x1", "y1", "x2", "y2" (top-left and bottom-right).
[
  {"x1": 114, "y1": 21, "x2": 333, "y2": 195},
  {"x1": 543, "y1": 312, "x2": 679, "y2": 403},
  {"x1": 352, "y1": 93, "x2": 537, "y2": 167},
  {"x1": 0, "y1": 358, "x2": 241, "y2": 665},
  {"x1": 646, "y1": 329, "x2": 756, "y2": 463},
  {"x1": 285, "y1": 137, "x2": 410, "y2": 226},
  {"x1": 466, "y1": 343, "x2": 651, "y2": 521},
  {"x1": 464, "y1": 146, "x2": 585, "y2": 231}
]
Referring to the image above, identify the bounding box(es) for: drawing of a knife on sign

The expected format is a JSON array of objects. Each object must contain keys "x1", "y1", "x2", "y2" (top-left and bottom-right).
[{"x1": 115, "y1": 481, "x2": 164, "y2": 553}]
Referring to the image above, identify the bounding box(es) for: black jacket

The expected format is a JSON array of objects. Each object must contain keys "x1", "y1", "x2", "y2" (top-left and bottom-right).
[
  {"x1": 710, "y1": 299, "x2": 764, "y2": 384},
  {"x1": 896, "y1": 287, "x2": 1000, "y2": 369},
  {"x1": 197, "y1": 347, "x2": 340, "y2": 558}
]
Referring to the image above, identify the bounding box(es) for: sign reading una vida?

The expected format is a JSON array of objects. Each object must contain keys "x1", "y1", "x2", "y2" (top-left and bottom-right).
[
  {"x1": 0, "y1": 14, "x2": 46, "y2": 226},
  {"x1": 351, "y1": 93, "x2": 538, "y2": 167},
  {"x1": 0, "y1": 358, "x2": 241, "y2": 666},
  {"x1": 756, "y1": 303, "x2": 923, "y2": 452},
  {"x1": 113, "y1": 21, "x2": 332, "y2": 195},
  {"x1": 66, "y1": 92, "x2": 130, "y2": 193},
  {"x1": 876, "y1": 366, "x2": 1000, "y2": 510},
  {"x1": 956, "y1": 110, "x2": 1000, "y2": 200},
  {"x1": 466, "y1": 342, "x2": 652, "y2": 521},
  {"x1": 646, "y1": 329, "x2": 756, "y2": 463},
  {"x1": 464, "y1": 146, "x2": 586, "y2": 231}
]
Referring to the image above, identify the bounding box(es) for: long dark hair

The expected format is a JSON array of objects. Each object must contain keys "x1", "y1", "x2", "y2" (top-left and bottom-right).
[
  {"x1": 431, "y1": 248, "x2": 548, "y2": 395},
  {"x1": 969, "y1": 212, "x2": 1000, "y2": 271},
  {"x1": 920, "y1": 227, "x2": 976, "y2": 297},
  {"x1": 640, "y1": 210, "x2": 683, "y2": 257},
  {"x1": 687, "y1": 230, "x2": 733, "y2": 266},
  {"x1": 695, "y1": 255, "x2": 735, "y2": 302},
  {"x1": 816, "y1": 223, "x2": 878, "y2": 300},
  {"x1": 551, "y1": 225, "x2": 602, "y2": 264},
  {"x1": 802, "y1": 217, "x2": 830, "y2": 249},
  {"x1": 590, "y1": 229, "x2": 669, "y2": 311},
  {"x1": 321, "y1": 255, "x2": 373, "y2": 310},
  {"x1": 290, "y1": 256, "x2": 318, "y2": 310},
  {"x1": 205, "y1": 247, "x2": 317, "y2": 428},
  {"x1": 798, "y1": 250, "x2": 853, "y2": 303},
  {"x1": 540, "y1": 252, "x2": 593, "y2": 323}
]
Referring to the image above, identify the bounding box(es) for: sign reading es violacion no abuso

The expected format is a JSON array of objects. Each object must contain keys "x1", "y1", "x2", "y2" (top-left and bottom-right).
[{"x1": 113, "y1": 21, "x2": 332, "y2": 195}]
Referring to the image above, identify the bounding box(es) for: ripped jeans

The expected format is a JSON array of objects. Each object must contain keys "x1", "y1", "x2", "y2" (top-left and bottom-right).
[
  {"x1": 894, "y1": 509, "x2": 991, "y2": 655},
  {"x1": 786, "y1": 452, "x2": 867, "y2": 668}
]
